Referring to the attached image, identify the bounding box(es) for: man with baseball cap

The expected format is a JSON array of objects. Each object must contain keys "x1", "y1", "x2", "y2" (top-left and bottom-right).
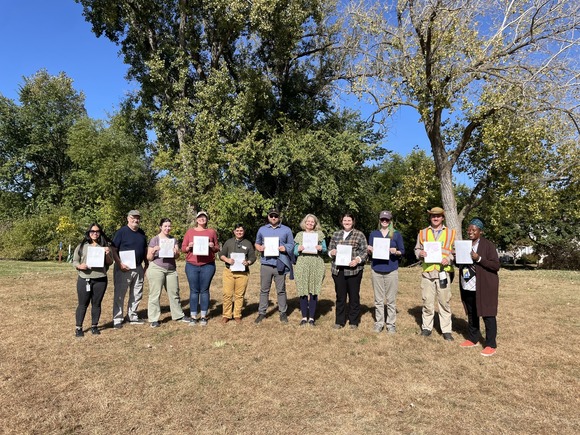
[
  {"x1": 414, "y1": 207, "x2": 456, "y2": 341},
  {"x1": 111, "y1": 210, "x2": 148, "y2": 328},
  {"x1": 254, "y1": 207, "x2": 295, "y2": 323}
]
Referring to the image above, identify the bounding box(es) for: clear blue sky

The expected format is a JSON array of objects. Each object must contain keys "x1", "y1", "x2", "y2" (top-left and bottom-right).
[{"x1": 0, "y1": 1, "x2": 430, "y2": 156}]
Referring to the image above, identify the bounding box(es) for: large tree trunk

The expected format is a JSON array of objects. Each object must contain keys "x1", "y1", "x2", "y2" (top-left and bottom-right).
[{"x1": 439, "y1": 165, "x2": 462, "y2": 239}]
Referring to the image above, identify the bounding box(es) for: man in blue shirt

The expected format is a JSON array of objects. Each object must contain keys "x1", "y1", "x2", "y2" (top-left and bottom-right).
[
  {"x1": 254, "y1": 208, "x2": 294, "y2": 323},
  {"x1": 112, "y1": 210, "x2": 148, "y2": 328}
]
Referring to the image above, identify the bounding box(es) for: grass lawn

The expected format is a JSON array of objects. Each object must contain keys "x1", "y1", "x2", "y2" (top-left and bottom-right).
[{"x1": 0, "y1": 261, "x2": 578, "y2": 434}]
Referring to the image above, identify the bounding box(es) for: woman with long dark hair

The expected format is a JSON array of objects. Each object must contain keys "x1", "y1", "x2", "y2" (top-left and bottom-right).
[
  {"x1": 328, "y1": 212, "x2": 368, "y2": 329},
  {"x1": 72, "y1": 223, "x2": 113, "y2": 337}
]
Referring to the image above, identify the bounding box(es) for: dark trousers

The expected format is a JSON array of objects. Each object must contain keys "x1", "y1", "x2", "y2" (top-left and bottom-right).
[
  {"x1": 461, "y1": 289, "x2": 497, "y2": 348},
  {"x1": 299, "y1": 294, "x2": 318, "y2": 319},
  {"x1": 332, "y1": 269, "x2": 363, "y2": 326},
  {"x1": 76, "y1": 276, "x2": 108, "y2": 327}
]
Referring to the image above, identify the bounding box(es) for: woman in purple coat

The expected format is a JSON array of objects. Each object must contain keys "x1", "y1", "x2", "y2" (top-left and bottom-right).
[{"x1": 458, "y1": 218, "x2": 500, "y2": 356}]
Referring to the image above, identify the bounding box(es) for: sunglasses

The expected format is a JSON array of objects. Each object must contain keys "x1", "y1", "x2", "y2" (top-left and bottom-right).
[
  {"x1": 268, "y1": 214, "x2": 279, "y2": 218},
  {"x1": 380, "y1": 218, "x2": 390, "y2": 222},
  {"x1": 89, "y1": 230, "x2": 101, "y2": 234}
]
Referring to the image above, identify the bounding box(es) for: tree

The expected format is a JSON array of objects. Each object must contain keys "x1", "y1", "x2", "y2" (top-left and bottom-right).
[
  {"x1": 345, "y1": 0, "x2": 580, "y2": 237},
  {"x1": 0, "y1": 69, "x2": 87, "y2": 210},
  {"x1": 66, "y1": 112, "x2": 156, "y2": 232},
  {"x1": 76, "y1": 0, "x2": 384, "y2": 234}
]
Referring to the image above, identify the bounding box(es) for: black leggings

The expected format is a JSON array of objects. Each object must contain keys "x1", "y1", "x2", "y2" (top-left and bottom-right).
[{"x1": 76, "y1": 276, "x2": 108, "y2": 327}]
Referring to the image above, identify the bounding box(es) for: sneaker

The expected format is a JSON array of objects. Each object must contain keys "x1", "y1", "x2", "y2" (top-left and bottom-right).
[
  {"x1": 299, "y1": 319, "x2": 307, "y2": 326},
  {"x1": 179, "y1": 316, "x2": 194, "y2": 323},
  {"x1": 113, "y1": 323, "x2": 123, "y2": 330},
  {"x1": 420, "y1": 329, "x2": 432, "y2": 336},
  {"x1": 254, "y1": 314, "x2": 266, "y2": 324},
  {"x1": 333, "y1": 324, "x2": 344, "y2": 329},
  {"x1": 221, "y1": 317, "x2": 230, "y2": 324},
  {"x1": 443, "y1": 333, "x2": 454, "y2": 341},
  {"x1": 280, "y1": 313, "x2": 288, "y2": 323},
  {"x1": 129, "y1": 318, "x2": 145, "y2": 325},
  {"x1": 481, "y1": 346, "x2": 497, "y2": 357},
  {"x1": 91, "y1": 326, "x2": 100, "y2": 335},
  {"x1": 373, "y1": 324, "x2": 384, "y2": 333},
  {"x1": 75, "y1": 328, "x2": 84, "y2": 338},
  {"x1": 188, "y1": 318, "x2": 198, "y2": 326},
  {"x1": 460, "y1": 340, "x2": 478, "y2": 348},
  {"x1": 150, "y1": 321, "x2": 161, "y2": 328},
  {"x1": 200, "y1": 317, "x2": 208, "y2": 327},
  {"x1": 308, "y1": 319, "x2": 315, "y2": 327},
  {"x1": 386, "y1": 326, "x2": 396, "y2": 334},
  {"x1": 349, "y1": 324, "x2": 358, "y2": 330}
]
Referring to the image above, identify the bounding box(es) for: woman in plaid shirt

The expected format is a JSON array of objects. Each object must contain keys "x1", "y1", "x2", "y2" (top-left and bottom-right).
[{"x1": 328, "y1": 213, "x2": 368, "y2": 329}]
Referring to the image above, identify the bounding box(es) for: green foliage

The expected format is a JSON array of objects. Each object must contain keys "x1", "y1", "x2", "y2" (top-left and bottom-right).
[
  {"x1": 0, "y1": 70, "x2": 86, "y2": 210},
  {"x1": 0, "y1": 210, "x2": 82, "y2": 261}
]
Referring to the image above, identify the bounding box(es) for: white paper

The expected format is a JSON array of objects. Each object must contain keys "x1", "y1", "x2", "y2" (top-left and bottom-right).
[
  {"x1": 372, "y1": 237, "x2": 391, "y2": 260},
  {"x1": 302, "y1": 232, "x2": 319, "y2": 254},
  {"x1": 264, "y1": 237, "x2": 280, "y2": 257},
  {"x1": 455, "y1": 240, "x2": 474, "y2": 264},
  {"x1": 120, "y1": 250, "x2": 137, "y2": 269},
  {"x1": 230, "y1": 252, "x2": 246, "y2": 272},
  {"x1": 86, "y1": 246, "x2": 105, "y2": 268},
  {"x1": 423, "y1": 242, "x2": 443, "y2": 263},
  {"x1": 158, "y1": 238, "x2": 175, "y2": 258},
  {"x1": 335, "y1": 244, "x2": 353, "y2": 266},
  {"x1": 193, "y1": 236, "x2": 209, "y2": 256}
]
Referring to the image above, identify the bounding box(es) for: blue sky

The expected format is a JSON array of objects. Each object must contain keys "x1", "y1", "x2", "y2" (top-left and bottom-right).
[{"x1": 0, "y1": 1, "x2": 430, "y2": 156}]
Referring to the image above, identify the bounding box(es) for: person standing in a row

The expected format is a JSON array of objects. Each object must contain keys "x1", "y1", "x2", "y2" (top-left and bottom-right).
[
  {"x1": 368, "y1": 211, "x2": 405, "y2": 333},
  {"x1": 254, "y1": 208, "x2": 295, "y2": 324},
  {"x1": 458, "y1": 218, "x2": 500, "y2": 357},
  {"x1": 73, "y1": 223, "x2": 113, "y2": 336},
  {"x1": 147, "y1": 218, "x2": 192, "y2": 327},
  {"x1": 219, "y1": 223, "x2": 256, "y2": 323},
  {"x1": 328, "y1": 212, "x2": 368, "y2": 329},
  {"x1": 182, "y1": 211, "x2": 220, "y2": 326},
  {"x1": 112, "y1": 210, "x2": 148, "y2": 328},
  {"x1": 414, "y1": 207, "x2": 456, "y2": 341},
  {"x1": 293, "y1": 214, "x2": 327, "y2": 326}
]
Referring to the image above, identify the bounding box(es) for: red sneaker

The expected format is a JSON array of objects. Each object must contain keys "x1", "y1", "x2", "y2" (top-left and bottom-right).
[
  {"x1": 481, "y1": 346, "x2": 497, "y2": 357},
  {"x1": 460, "y1": 340, "x2": 478, "y2": 348}
]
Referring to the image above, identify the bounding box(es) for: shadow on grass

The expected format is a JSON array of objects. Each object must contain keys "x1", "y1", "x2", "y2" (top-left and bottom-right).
[{"x1": 408, "y1": 304, "x2": 470, "y2": 337}]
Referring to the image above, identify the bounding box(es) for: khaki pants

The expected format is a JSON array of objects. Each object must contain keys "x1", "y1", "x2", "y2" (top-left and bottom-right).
[
  {"x1": 147, "y1": 262, "x2": 185, "y2": 322},
  {"x1": 371, "y1": 269, "x2": 398, "y2": 328},
  {"x1": 421, "y1": 275, "x2": 452, "y2": 333},
  {"x1": 222, "y1": 268, "x2": 250, "y2": 319},
  {"x1": 113, "y1": 264, "x2": 144, "y2": 324}
]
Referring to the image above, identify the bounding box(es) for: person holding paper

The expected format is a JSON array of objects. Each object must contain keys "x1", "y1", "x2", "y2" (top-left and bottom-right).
[
  {"x1": 293, "y1": 214, "x2": 327, "y2": 326},
  {"x1": 218, "y1": 224, "x2": 257, "y2": 323},
  {"x1": 254, "y1": 208, "x2": 295, "y2": 324},
  {"x1": 414, "y1": 207, "x2": 456, "y2": 340},
  {"x1": 328, "y1": 213, "x2": 368, "y2": 329},
  {"x1": 458, "y1": 218, "x2": 500, "y2": 357},
  {"x1": 182, "y1": 211, "x2": 220, "y2": 326},
  {"x1": 368, "y1": 210, "x2": 405, "y2": 333},
  {"x1": 112, "y1": 210, "x2": 149, "y2": 328},
  {"x1": 73, "y1": 223, "x2": 113, "y2": 337},
  {"x1": 146, "y1": 218, "x2": 192, "y2": 327}
]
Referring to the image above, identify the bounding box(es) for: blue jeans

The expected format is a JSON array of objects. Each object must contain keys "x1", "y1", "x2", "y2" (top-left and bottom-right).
[{"x1": 185, "y1": 262, "x2": 216, "y2": 317}]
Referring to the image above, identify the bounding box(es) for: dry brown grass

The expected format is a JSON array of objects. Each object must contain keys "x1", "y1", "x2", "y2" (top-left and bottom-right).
[{"x1": 0, "y1": 260, "x2": 578, "y2": 434}]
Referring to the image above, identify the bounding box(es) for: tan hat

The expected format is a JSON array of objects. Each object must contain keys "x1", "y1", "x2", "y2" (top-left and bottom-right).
[
  {"x1": 127, "y1": 210, "x2": 141, "y2": 217},
  {"x1": 427, "y1": 207, "x2": 445, "y2": 215},
  {"x1": 196, "y1": 210, "x2": 209, "y2": 219}
]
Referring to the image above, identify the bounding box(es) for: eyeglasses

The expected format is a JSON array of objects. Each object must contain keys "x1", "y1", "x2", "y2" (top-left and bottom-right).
[
  {"x1": 89, "y1": 230, "x2": 101, "y2": 234},
  {"x1": 268, "y1": 214, "x2": 279, "y2": 218}
]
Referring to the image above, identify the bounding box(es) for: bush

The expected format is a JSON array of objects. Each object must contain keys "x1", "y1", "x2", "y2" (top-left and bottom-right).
[{"x1": 0, "y1": 212, "x2": 82, "y2": 260}]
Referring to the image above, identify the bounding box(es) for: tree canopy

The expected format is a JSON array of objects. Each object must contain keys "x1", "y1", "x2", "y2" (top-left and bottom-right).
[{"x1": 345, "y1": 0, "x2": 580, "y2": 237}]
